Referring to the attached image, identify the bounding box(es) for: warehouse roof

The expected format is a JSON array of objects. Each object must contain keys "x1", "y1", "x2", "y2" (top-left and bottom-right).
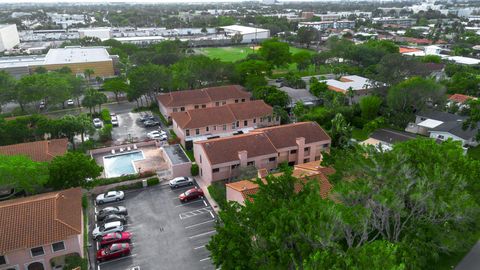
[
  {"x1": 221, "y1": 25, "x2": 269, "y2": 35},
  {"x1": 44, "y1": 46, "x2": 112, "y2": 65}
]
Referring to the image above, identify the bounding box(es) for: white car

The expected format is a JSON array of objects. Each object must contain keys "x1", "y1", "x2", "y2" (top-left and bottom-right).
[
  {"x1": 147, "y1": 130, "x2": 167, "y2": 140},
  {"x1": 111, "y1": 118, "x2": 119, "y2": 127},
  {"x1": 67, "y1": 99, "x2": 74, "y2": 106},
  {"x1": 93, "y1": 118, "x2": 103, "y2": 128},
  {"x1": 92, "y1": 221, "x2": 124, "y2": 239},
  {"x1": 96, "y1": 191, "x2": 125, "y2": 204}
]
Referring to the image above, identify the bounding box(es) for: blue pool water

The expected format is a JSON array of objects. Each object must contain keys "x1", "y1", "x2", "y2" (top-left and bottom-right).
[{"x1": 103, "y1": 151, "x2": 145, "y2": 178}]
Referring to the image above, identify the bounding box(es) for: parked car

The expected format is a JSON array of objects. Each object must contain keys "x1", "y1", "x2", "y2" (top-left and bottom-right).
[
  {"x1": 67, "y1": 99, "x2": 74, "y2": 106},
  {"x1": 97, "y1": 206, "x2": 128, "y2": 221},
  {"x1": 111, "y1": 117, "x2": 119, "y2": 127},
  {"x1": 143, "y1": 120, "x2": 160, "y2": 127},
  {"x1": 179, "y1": 187, "x2": 204, "y2": 202},
  {"x1": 97, "y1": 243, "x2": 131, "y2": 262},
  {"x1": 99, "y1": 232, "x2": 132, "y2": 247},
  {"x1": 96, "y1": 191, "x2": 124, "y2": 204},
  {"x1": 93, "y1": 118, "x2": 103, "y2": 128},
  {"x1": 39, "y1": 101, "x2": 45, "y2": 109},
  {"x1": 92, "y1": 221, "x2": 124, "y2": 239},
  {"x1": 139, "y1": 114, "x2": 155, "y2": 122},
  {"x1": 169, "y1": 176, "x2": 194, "y2": 188},
  {"x1": 147, "y1": 130, "x2": 167, "y2": 140},
  {"x1": 101, "y1": 214, "x2": 127, "y2": 225}
]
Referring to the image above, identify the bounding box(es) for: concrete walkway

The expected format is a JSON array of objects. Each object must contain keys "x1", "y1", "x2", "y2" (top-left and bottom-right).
[
  {"x1": 456, "y1": 240, "x2": 480, "y2": 270},
  {"x1": 194, "y1": 176, "x2": 221, "y2": 214}
]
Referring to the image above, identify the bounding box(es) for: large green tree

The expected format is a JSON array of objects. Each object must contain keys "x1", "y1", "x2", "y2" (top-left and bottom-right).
[
  {"x1": 252, "y1": 86, "x2": 289, "y2": 107},
  {"x1": 359, "y1": 95, "x2": 383, "y2": 120},
  {"x1": 48, "y1": 152, "x2": 102, "y2": 190},
  {"x1": 0, "y1": 155, "x2": 49, "y2": 194},
  {"x1": 258, "y1": 38, "x2": 291, "y2": 67},
  {"x1": 102, "y1": 77, "x2": 128, "y2": 102}
]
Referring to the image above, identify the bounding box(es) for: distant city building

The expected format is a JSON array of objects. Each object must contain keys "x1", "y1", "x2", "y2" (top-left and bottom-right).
[
  {"x1": 78, "y1": 27, "x2": 112, "y2": 41},
  {"x1": 301, "y1": 12, "x2": 315, "y2": 19},
  {"x1": 262, "y1": 0, "x2": 276, "y2": 5},
  {"x1": 372, "y1": 17, "x2": 416, "y2": 28},
  {"x1": 299, "y1": 21, "x2": 355, "y2": 31},
  {"x1": 220, "y1": 25, "x2": 270, "y2": 43},
  {"x1": 0, "y1": 25, "x2": 20, "y2": 52}
]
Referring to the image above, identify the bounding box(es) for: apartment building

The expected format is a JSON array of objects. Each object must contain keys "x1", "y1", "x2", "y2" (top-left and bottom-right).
[
  {"x1": 172, "y1": 100, "x2": 279, "y2": 150},
  {"x1": 194, "y1": 122, "x2": 331, "y2": 185},
  {"x1": 156, "y1": 85, "x2": 251, "y2": 121},
  {"x1": 298, "y1": 20, "x2": 355, "y2": 31},
  {"x1": 0, "y1": 188, "x2": 83, "y2": 270}
]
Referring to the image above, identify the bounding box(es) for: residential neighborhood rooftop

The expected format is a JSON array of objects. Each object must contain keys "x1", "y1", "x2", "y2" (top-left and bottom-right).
[
  {"x1": 0, "y1": 138, "x2": 68, "y2": 162},
  {"x1": 157, "y1": 85, "x2": 250, "y2": 107}
]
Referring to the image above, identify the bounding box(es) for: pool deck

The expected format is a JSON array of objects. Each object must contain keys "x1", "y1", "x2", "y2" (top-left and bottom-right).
[{"x1": 92, "y1": 144, "x2": 168, "y2": 178}]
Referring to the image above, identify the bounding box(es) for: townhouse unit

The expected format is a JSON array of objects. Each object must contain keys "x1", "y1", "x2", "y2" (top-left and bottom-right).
[
  {"x1": 194, "y1": 122, "x2": 331, "y2": 185},
  {"x1": 226, "y1": 161, "x2": 334, "y2": 205},
  {"x1": 156, "y1": 85, "x2": 251, "y2": 121},
  {"x1": 0, "y1": 188, "x2": 83, "y2": 270},
  {"x1": 171, "y1": 100, "x2": 279, "y2": 150}
]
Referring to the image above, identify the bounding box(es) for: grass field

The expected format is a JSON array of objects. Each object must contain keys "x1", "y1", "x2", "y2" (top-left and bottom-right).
[{"x1": 198, "y1": 45, "x2": 315, "y2": 63}]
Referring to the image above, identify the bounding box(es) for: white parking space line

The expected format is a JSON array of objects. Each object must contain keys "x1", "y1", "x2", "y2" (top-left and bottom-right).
[
  {"x1": 179, "y1": 207, "x2": 212, "y2": 219},
  {"x1": 175, "y1": 200, "x2": 204, "y2": 207},
  {"x1": 209, "y1": 211, "x2": 214, "y2": 219},
  {"x1": 185, "y1": 219, "x2": 215, "y2": 229},
  {"x1": 98, "y1": 253, "x2": 137, "y2": 266},
  {"x1": 203, "y1": 200, "x2": 207, "y2": 207},
  {"x1": 194, "y1": 245, "x2": 206, "y2": 250},
  {"x1": 199, "y1": 257, "x2": 211, "y2": 262},
  {"x1": 189, "y1": 230, "x2": 216, "y2": 239}
]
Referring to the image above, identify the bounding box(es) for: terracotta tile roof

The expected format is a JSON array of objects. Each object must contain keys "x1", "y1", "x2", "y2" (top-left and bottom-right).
[
  {"x1": 0, "y1": 138, "x2": 68, "y2": 162},
  {"x1": 0, "y1": 188, "x2": 82, "y2": 254},
  {"x1": 198, "y1": 133, "x2": 278, "y2": 165},
  {"x1": 448, "y1": 94, "x2": 477, "y2": 104},
  {"x1": 196, "y1": 122, "x2": 330, "y2": 165},
  {"x1": 157, "y1": 85, "x2": 250, "y2": 108},
  {"x1": 399, "y1": 47, "x2": 422, "y2": 54},
  {"x1": 226, "y1": 162, "x2": 333, "y2": 203},
  {"x1": 255, "y1": 122, "x2": 331, "y2": 149},
  {"x1": 171, "y1": 100, "x2": 273, "y2": 129}
]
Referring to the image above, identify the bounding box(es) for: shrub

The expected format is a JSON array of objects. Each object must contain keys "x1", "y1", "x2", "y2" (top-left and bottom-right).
[
  {"x1": 191, "y1": 163, "x2": 199, "y2": 176},
  {"x1": 101, "y1": 108, "x2": 111, "y2": 123},
  {"x1": 114, "y1": 182, "x2": 143, "y2": 191},
  {"x1": 85, "y1": 171, "x2": 156, "y2": 189},
  {"x1": 147, "y1": 177, "x2": 160, "y2": 186},
  {"x1": 82, "y1": 194, "x2": 88, "y2": 209},
  {"x1": 64, "y1": 254, "x2": 87, "y2": 270},
  {"x1": 208, "y1": 182, "x2": 227, "y2": 209},
  {"x1": 99, "y1": 124, "x2": 113, "y2": 142}
]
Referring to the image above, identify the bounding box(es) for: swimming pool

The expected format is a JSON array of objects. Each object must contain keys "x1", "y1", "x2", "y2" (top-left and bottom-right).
[{"x1": 103, "y1": 151, "x2": 145, "y2": 178}]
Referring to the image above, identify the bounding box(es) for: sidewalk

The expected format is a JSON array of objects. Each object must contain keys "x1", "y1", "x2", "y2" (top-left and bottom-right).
[
  {"x1": 194, "y1": 176, "x2": 221, "y2": 214},
  {"x1": 456, "y1": 240, "x2": 480, "y2": 270}
]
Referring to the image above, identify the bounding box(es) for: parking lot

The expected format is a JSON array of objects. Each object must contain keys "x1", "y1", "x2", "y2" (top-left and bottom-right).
[
  {"x1": 89, "y1": 184, "x2": 216, "y2": 270},
  {"x1": 109, "y1": 111, "x2": 168, "y2": 144}
]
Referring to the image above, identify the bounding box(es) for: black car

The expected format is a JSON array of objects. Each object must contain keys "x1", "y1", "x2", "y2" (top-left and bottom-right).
[
  {"x1": 101, "y1": 214, "x2": 127, "y2": 225},
  {"x1": 144, "y1": 120, "x2": 160, "y2": 127},
  {"x1": 97, "y1": 206, "x2": 128, "y2": 221}
]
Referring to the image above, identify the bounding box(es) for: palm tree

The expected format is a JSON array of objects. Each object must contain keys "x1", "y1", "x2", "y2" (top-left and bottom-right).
[
  {"x1": 83, "y1": 68, "x2": 95, "y2": 82},
  {"x1": 346, "y1": 87, "x2": 355, "y2": 105}
]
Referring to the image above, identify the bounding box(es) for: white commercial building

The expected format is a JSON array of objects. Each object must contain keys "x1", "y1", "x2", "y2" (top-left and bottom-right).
[
  {"x1": 0, "y1": 25, "x2": 20, "y2": 52},
  {"x1": 78, "y1": 28, "x2": 112, "y2": 41},
  {"x1": 221, "y1": 25, "x2": 270, "y2": 43}
]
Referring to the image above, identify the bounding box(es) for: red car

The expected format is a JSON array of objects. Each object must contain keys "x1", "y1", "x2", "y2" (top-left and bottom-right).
[
  {"x1": 100, "y1": 232, "x2": 132, "y2": 247},
  {"x1": 179, "y1": 187, "x2": 204, "y2": 202},
  {"x1": 97, "y1": 243, "x2": 131, "y2": 262}
]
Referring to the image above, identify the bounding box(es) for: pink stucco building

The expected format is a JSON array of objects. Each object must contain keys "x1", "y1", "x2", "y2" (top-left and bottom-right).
[
  {"x1": 194, "y1": 122, "x2": 331, "y2": 185},
  {"x1": 157, "y1": 85, "x2": 251, "y2": 121},
  {"x1": 171, "y1": 100, "x2": 280, "y2": 150},
  {"x1": 0, "y1": 188, "x2": 84, "y2": 270}
]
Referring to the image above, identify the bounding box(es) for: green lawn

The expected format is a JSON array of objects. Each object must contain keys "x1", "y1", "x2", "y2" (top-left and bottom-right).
[
  {"x1": 199, "y1": 45, "x2": 315, "y2": 63},
  {"x1": 467, "y1": 145, "x2": 480, "y2": 160}
]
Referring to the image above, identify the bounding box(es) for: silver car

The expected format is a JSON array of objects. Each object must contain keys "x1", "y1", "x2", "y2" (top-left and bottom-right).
[
  {"x1": 169, "y1": 177, "x2": 194, "y2": 188},
  {"x1": 96, "y1": 191, "x2": 124, "y2": 205},
  {"x1": 92, "y1": 221, "x2": 124, "y2": 239}
]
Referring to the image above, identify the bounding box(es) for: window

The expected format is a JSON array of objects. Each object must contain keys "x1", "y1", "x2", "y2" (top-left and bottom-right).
[
  {"x1": 241, "y1": 98, "x2": 245, "y2": 102},
  {"x1": 206, "y1": 126, "x2": 209, "y2": 132},
  {"x1": 304, "y1": 147, "x2": 310, "y2": 152},
  {"x1": 304, "y1": 158, "x2": 310, "y2": 163},
  {"x1": 231, "y1": 164, "x2": 240, "y2": 169},
  {"x1": 213, "y1": 125, "x2": 217, "y2": 131},
  {"x1": 253, "y1": 118, "x2": 256, "y2": 124},
  {"x1": 186, "y1": 130, "x2": 190, "y2": 136},
  {"x1": 323, "y1": 143, "x2": 329, "y2": 148},
  {"x1": 222, "y1": 101, "x2": 226, "y2": 105},
  {"x1": 438, "y1": 135, "x2": 445, "y2": 140},
  {"x1": 236, "y1": 121, "x2": 239, "y2": 127},
  {"x1": 232, "y1": 123, "x2": 236, "y2": 129},
  {"x1": 52, "y1": 241, "x2": 65, "y2": 252},
  {"x1": 223, "y1": 124, "x2": 227, "y2": 131},
  {"x1": 244, "y1": 120, "x2": 248, "y2": 126},
  {"x1": 276, "y1": 116, "x2": 280, "y2": 121},
  {"x1": 235, "y1": 99, "x2": 239, "y2": 103},
  {"x1": 200, "y1": 169, "x2": 203, "y2": 176},
  {"x1": 31, "y1": 247, "x2": 44, "y2": 257},
  {"x1": 202, "y1": 105, "x2": 206, "y2": 108},
  {"x1": 260, "y1": 117, "x2": 263, "y2": 122},
  {"x1": 247, "y1": 161, "x2": 255, "y2": 166},
  {"x1": 0, "y1": 255, "x2": 6, "y2": 265},
  {"x1": 180, "y1": 107, "x2": 185, "y2": 111},
  {"x1": 194, "y1": 105, "x2": 199, "y2": 109},
  {"x1": 173, "y1": 108, "x2": 178, "y2": 112},
  {"x1": 268, "y1": 116, "x2": 272, "y2": 122},
  {"x1": 269, "y1": 157, "x2": 276, "y2": 162},
  {"x1": 199, "y1": 155, "x2": 202, "y2": 163},
  {"x1": 212, "y1": 168, "x2": 220, "y2": 173},
  {"x1": 290, "y1": 149, "x2": 297, "y2": 154},
  {"x1": 195, "y1": 129, "x2": 200, "y2": 135},
  {"x1": 215, "y1": 102, "x2": 220, "y2": 106}
]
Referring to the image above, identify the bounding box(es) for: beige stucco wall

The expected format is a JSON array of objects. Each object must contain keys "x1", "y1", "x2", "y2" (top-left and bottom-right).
[{"x1": 43, "y1": 60, "x2": 114, "y2": 78}]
